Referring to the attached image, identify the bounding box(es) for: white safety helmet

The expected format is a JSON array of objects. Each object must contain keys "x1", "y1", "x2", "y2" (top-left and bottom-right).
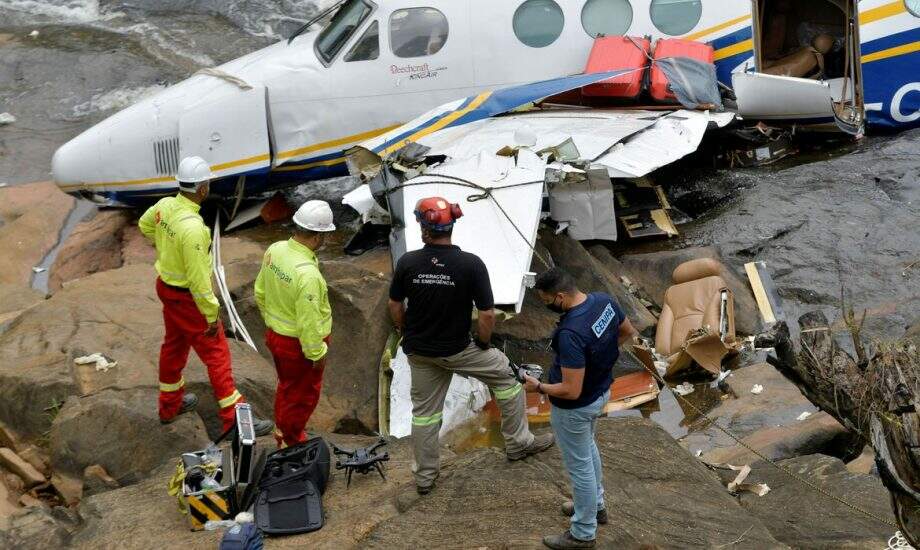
[
  {"x1": 176, "y1": 156, "x2": 214, "y2": 189},
  {"x1": 293, "y1": 200, "x2": 336, "y2": 232}
]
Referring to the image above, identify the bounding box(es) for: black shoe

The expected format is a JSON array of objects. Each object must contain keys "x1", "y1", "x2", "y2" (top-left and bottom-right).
[
  {"x1": 252, "y1": 417, "x2": 274, "y2": 437},
  {"x1": 543, "y1": 530, "x2": 595, "y2": 549},
  {"x1": 507, "y1": 432, "x2": 555, "y2": 461},
  {"x1": 160, "y1": 393, "x2": 199, "y2": 424},
  {"x1": 416, "y1": 472, "x2": 439, "y2": 495},
  {"x1": 561, "y1": 501, "x2": 608, "y2": 524}
]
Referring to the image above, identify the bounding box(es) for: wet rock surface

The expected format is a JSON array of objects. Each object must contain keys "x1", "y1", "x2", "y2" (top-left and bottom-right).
[
  {"x1": 675, "y1": 131, "x2": 920, "y2": 340},
  {"x1": 64, "y1": 419, "x2": 790, "y2": 549},
  {"x1": 679, "y1": 363, "x2": 820, "y2": 456},
  {"x1": 0, "y1": 182, "x2": 74, "y2": 287},
  {"x1": 50, "y1": 389, "x2": 210, "y2": 486},
  {"x1": 49, "y1": 210, "x2": 131, "y2": 293},
  {"x1": 0, "y1": 263, "x2": 277, "y2": 440},
  {"x1": 739, "y1": 454, "x2": 895, "y2": 549}
]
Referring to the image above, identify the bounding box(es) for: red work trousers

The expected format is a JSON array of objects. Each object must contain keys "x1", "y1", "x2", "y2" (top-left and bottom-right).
[
  {"x1": 265, "y1": 329, "x2": 326, "y2": 448},
  {"x1": 156, "y1": 278, "x2": 243, "y2": 430}
]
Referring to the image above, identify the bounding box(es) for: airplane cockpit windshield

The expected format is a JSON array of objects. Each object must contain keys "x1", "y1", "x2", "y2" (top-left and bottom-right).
[{"x1": 316, "y1": 0, "x2": 374, "y2": 64}]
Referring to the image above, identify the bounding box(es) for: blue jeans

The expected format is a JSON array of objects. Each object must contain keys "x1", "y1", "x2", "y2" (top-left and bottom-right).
[{"x1": 550, "y1": 390, "x2": 609, "y2": 541}]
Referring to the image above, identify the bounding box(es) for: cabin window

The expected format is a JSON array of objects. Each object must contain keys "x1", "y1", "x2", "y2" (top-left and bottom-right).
[
  {"x1": 390, "y1": 8, "x2": 449, "y2": 58},
  {"x1": 346, "y1": 20, "x2": 380, "y2": 61},
  {"x1": 316, "y1": 0, "x2": 374, "y2": 63},
  {"x1": 907, "y1": 0, "x2": 920, "y2": 17},
  {"x1": 582, "y1": 0, "x2": 633, "y2": 38},
  {"x1": 513, "y1": 0, "x2": 565, "y2": 48},
  {"x1": 649, "y1": 0, "x2": 702, "y2": 36}
]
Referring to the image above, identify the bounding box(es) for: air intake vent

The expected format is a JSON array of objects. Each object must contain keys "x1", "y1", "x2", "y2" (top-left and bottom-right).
[{"x1": 153, "y1": 137, "x2": 180, "y2": 176}]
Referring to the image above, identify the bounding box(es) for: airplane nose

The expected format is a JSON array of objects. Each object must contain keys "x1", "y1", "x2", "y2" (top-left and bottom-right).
[{"x1": 52, "y1": 130, "x2": 101, "y2": 190}]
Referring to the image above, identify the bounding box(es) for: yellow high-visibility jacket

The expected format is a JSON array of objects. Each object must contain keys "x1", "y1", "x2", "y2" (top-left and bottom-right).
[
  {"x1": 254, "y1": 238, "x2": 332, "y2": 361},
  {"x1": 138, "y1": 194, "x2": 220, "y2": 323}
]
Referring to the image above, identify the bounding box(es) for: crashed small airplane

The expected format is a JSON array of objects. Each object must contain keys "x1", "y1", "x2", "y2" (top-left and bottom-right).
[{"x1": 51, "y1": 0, "x2": 920, "y2": 206}]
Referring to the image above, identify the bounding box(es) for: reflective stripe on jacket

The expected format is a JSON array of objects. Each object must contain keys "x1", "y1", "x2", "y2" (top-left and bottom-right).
[
  {"x1": 138, "y1": 194, "x2": 220, "y2": 323},
  {"x1": 254, "y1": 238, "x2": 332, "y2": 361}
]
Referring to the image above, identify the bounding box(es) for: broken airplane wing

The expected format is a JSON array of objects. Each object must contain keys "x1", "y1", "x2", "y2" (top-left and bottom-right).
[{"x1": 345, "y1": 77, "x2": 735, "y2": 312}]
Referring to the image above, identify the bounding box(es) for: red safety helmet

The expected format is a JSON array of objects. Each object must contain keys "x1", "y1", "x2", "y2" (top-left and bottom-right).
[{"x1": 414, "y1": 197, "x2": 463, "y2": 232}]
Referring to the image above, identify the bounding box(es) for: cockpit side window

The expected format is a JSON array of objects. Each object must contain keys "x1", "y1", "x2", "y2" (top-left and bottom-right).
[
  {"x1": 345, "y1": 20, "x2": 380, "y2": 61},
  {"x1": 316, "y1": 0, "x2": 373, "y2": 64},
  {"x1": 390, "y1": 7, "x2": 449, "y2": 58}
]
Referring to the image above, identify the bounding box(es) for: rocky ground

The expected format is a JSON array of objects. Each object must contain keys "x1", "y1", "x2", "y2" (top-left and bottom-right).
[{"x1": 0, "y1": 180, "x2": 909, "y2": 548}]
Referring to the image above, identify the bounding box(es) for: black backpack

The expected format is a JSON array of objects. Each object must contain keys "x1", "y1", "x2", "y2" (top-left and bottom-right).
[{"x1": 254, "y1": 438, "x2": 331, "y2": 535}]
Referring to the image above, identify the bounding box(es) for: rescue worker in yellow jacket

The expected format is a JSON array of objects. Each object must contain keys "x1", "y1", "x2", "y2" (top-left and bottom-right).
[
  {"x1": 139, "y1": 156, "x2": 273, "y2": 435},
  {"x1": 255, "y1": 200, "x2": 335, "y2": 448}
]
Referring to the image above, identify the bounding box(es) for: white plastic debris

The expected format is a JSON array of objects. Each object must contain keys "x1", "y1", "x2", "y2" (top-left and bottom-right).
[
  {"x1": 888, "y1": 531, "x2": 916, "y2": 550},
  {"x1": 0, "y1": 113, "x2": 16, "y2": 125},
  {"x1": 695, "y1": 449, "x2": 703, "y2": 457},
  {"x1": 0, "y1": 183, "x2": 8, "y2": 188},
  {"x1": 31, "y1": 266, "x2": 46, "y2": 274},
  {"x1": 796, "y1": 411, "x2": 813, "y2": 421},
  {"x1": 751, "y1": 384, "x2": 764, "y2": 395},
  {"x1": 29, "y1": 30, "x2": 39, "y2": 38},
  {"x1": 74, "y1": 353, "x2": 118, "y2": 373},
  {"x1": 654, "y1": 361, "x2": 669, "y2": 378},
  {"x1": 234, "y1": 512, "x2": 254, "y2": 524},
  {"x1": 674, "y1": 382, "x2": 695, "y2": 396},
  {"x1": 716, "y1": 370, "x2": 732, "y2": 385}
]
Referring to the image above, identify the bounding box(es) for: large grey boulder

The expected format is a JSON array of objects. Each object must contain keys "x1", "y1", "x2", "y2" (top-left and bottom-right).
[
  {"x1": 0, "y1": 264, "x2": 277, "y2": 442},
  {"x1": 740, "y1": 454, "x2": 895, "y2": 549},
  {"x1": 365, "y1": 417, "x2": 784, "y2": 549},
  {"x1": 48, "y1": 210, "x2": 130, "y2": 293},
  {"x1": 49, "y1": 389, "x2": 209, "y2": 486},
  {"x1": 0, "y1": 182, "x2": 75, "y2": 287}
]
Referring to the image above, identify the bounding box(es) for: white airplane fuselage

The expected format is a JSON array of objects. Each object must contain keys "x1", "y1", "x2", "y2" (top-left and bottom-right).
[{"x1": 52, "y1": 0, "x2": 920, "y2": 206}]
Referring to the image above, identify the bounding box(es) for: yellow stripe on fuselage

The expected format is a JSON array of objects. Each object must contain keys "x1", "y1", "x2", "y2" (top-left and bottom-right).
[
  {"x1": 275, "y1": 124, "x2": 401, "y2": 161},
  {"x1": 863, "y1": 40, "x2": 920, "y2": 63},
  {"x1": 380, "y1": 92, "x2": 492, "y2": 157},
  {"x1": 860, "y1": 0, "x2": 908, "y2": 25},
  {"x1": 715, "y1": 39, "x2": 754, "y2": 61},
  {"x1": 685, "y1": 14, "x2": 751, "y2": 42}
]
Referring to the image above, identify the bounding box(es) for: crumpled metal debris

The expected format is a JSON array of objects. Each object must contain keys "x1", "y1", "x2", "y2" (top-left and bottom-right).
[{"x1": 74, "y1": 353, "x2": 118, "y2": 372}]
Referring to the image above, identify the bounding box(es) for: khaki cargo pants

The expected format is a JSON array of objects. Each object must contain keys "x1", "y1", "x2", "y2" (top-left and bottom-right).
[{"x1": 407, "y1": 342, "x2": 534, "y2": 488}]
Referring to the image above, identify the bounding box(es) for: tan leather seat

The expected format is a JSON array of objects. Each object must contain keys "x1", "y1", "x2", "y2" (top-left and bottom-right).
[
  {"x1": 655, "y1": 258, "x2": 736, "y2": 359},
  {"x1": 762, "y1": 34, "x2": 834, "y2": 79}
]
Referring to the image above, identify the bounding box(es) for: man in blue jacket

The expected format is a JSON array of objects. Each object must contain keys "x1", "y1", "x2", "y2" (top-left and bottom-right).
[{"x1": 523, "y1": 267, "x2": 637, "y2": 549}]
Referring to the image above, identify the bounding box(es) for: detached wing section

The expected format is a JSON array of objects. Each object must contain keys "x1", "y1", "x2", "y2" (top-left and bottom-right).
[{"x1": 346, "y1": 76, "x2": 734, "y2": 312}]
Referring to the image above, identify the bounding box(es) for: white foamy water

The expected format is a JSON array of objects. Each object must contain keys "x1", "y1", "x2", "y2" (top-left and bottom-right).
[
  {"x1": 0, "y1": 0, "x2": 102, "y2": 24},
  {"x1": 71, "y1": 84, "x2": 167, "y2": 117}
]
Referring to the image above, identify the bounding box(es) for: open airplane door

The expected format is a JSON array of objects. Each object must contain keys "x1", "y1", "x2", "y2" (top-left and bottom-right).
[
  {"x1": 735, "y1": 0, "x2": 863, "y2": 133},
  {"x1": 179, "y1": 85, "x2": 272, "y2": 182}
]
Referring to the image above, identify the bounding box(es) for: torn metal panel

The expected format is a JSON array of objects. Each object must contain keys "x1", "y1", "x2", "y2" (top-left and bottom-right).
[
  {"x1": 596, "y1": 111, "x2": 720, "y2": 178},
  {"x1": 548, "y1": 167, "x2": 617, "y2": 241},
  {"x1": 390, "y1": 151, "x2": 546, "y2": 311},
  {"x1": 359, "y1": 71, "x2": 632, "y2": 158}
]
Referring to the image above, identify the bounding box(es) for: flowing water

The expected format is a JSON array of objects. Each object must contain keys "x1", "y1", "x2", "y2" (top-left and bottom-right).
[{"x1": 0, "y1": 0, "x2": 334, "y2": 184}]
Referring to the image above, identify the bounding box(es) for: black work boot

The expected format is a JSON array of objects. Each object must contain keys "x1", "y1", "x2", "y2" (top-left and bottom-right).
[
  {"x1": 160, "y1": 393, "x2": 199, "y2": 424},
  {"x1": 507, "y1": 432, "x2": 555, "y2": 461},
  {"x1": 561, "y1": 501, "x2": 608, "y2": 524},
  {"x1": 252, "y1": 417, "x2": 274, "y2": 437},
  {"x1": 543, "y1": 530, "x2": 596, "y2": 549}
]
